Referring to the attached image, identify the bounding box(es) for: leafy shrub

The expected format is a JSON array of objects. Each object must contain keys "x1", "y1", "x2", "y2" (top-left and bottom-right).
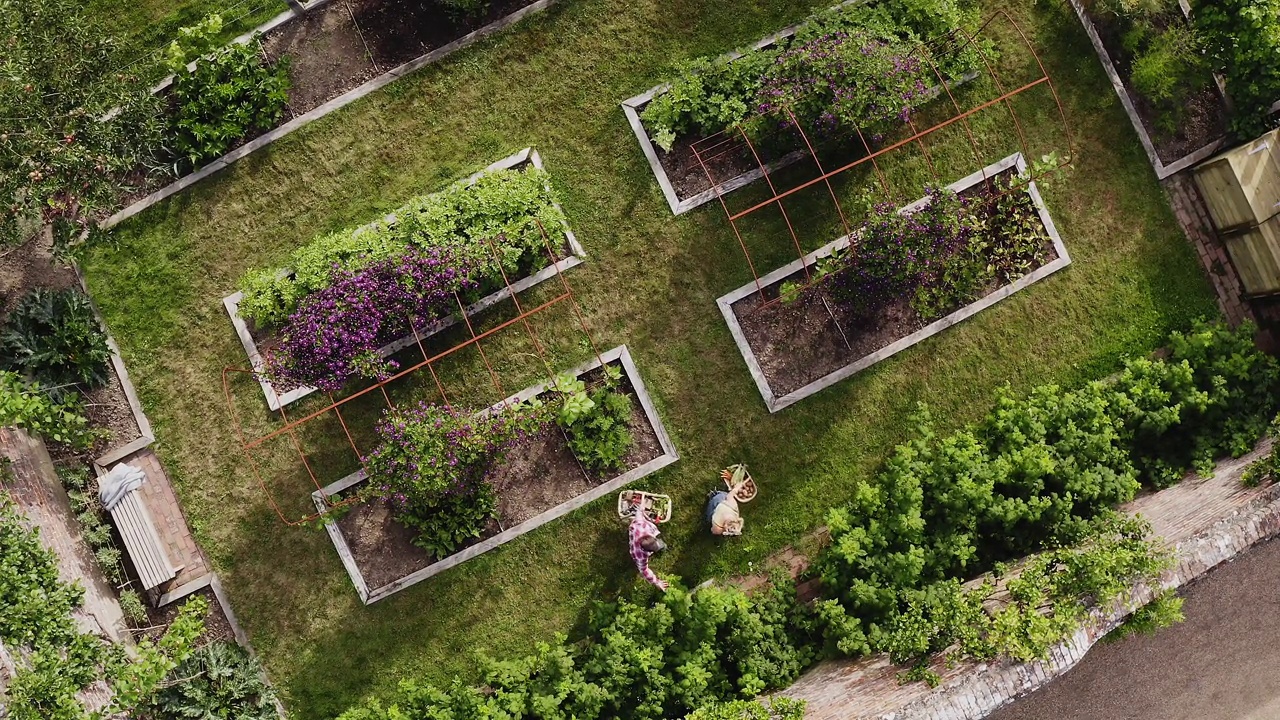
[
  {"x1": 264, "y1": 249, "x2": 479, "y2": 391},
  {"x1": 167, "y1": 15, "x2": 290, "y2": 167},
  {"x1": 1193, "y1": 0, "x2": 1280, "y2": 138},
  {"x1": 238, "y1": 166, "x2": 566, "y2": 329},
  {"x1": 341, "y1": 578, "x2": 817, "y2": 720},
  {"x1": 641, "y1": 0, "x2": 980, "y2": 150},
  {"x1": 0, "y1": 287, "x2": 112, "y2": 396},
  {"x1": 0, "y1": 0, "x2": 168, "y2": 248},
  {"x1": 0, "y1": 371, "x2": 97, "y2": 448},
  {"x1": 138, "y1": 641, "x2": 279, "y2": 720},
  {"x1": 555, "y1": 366, "x2": 635, "y2": 472},
  {"x1": 1105, "y1": 590, "x2": 1184, "y2": 642},
  {"x1": 364, "y1": 400, "x2": 547, "y2": 551},
  {"x1": 119, "y1": 588, "x2": 148, "y2": 625},
  {"x1": 1242, "y1": 415, "x2": 1280, "y2": 486},
  {"x1": 1125, "y1": 21, "x2": 1212, "y2": 131},
  {"x1": 685, "y1": 698, "x2": 807, "y2": 719}
]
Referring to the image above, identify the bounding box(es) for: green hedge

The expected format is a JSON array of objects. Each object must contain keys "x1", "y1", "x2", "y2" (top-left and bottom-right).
[
  {"x1": 338, "y1": 321, "x2": 1278, "y2": 719},
  {"x1": 237, "y1": 165, "x2": 567, "y2": 328}
]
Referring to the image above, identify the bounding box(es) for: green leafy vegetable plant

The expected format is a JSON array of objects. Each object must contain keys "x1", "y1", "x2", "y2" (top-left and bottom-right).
[
  {"x1": 167, "y1": 15, "x2": 291, "y2": 168},
  {"x1": 0, "y1": 288, "x2": 112, "y2": 397}
]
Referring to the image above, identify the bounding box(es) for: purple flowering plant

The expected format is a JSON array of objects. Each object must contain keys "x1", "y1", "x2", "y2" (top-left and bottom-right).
[
  {"x1": 362, "y1": 399, "x2": 550, "y2": 552},
  {"x1": 265, "y1": 248, "x2": 478, "y2": 392},
  {"x1": 751, "y1": 29, "x2": 932, "y2": 141}
]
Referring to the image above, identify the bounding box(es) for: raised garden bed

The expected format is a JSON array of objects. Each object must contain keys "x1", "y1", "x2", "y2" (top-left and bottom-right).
[
  {"x1": 717, "y1": 153, "x2": 1070, "y2": 412},
  {"x1": 620, "y1": 0, "x2": 979, "y2": 216},
  {"x1": 1067, "y1": 0, "x2": 1228, "y2": 179},
  {"x1": 222, "y1": 147, "x2": 584, "y2": 410},
  {"x1": 313, "y1": 345, "x2": 678, "y2": 604},
  {"x1": 102, "y1": 0, "x2": 559, "y2": 229}
]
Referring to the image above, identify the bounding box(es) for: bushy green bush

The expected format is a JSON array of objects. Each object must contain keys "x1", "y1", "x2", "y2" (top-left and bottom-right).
[
  {"x1": 685, "y1": 698, "x2": 807, "y2": 719},
  {"x1": 340, "y1": 578, "x2": 817, "y2": 720},
  {"x1": 138, "y1": 641, "x2": 279, "y2": 720},
  {"x1": 0, "y1": 287, "x2": 112, "y2": 397},
  {"x1": 167, "y1": 15, "x2": 290, "y2": 167},
  {"x1": 1193, "y1": 0, "x2": 1280, "y2": 138},
  {"x1": 238, "y1": 166, "x2": 565, "y2": 328}
]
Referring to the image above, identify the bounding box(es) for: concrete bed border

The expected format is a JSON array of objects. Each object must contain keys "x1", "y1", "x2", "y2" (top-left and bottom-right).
[
  {"x1": 1066, "y1": 0, "x2": 1226, "y2": 180},
  {"x1": 312, "y1": 344, "x2": 679, "y2": 605},
  {"x1": 222, "y1": 147, "x2": 585, "y2": 411},
  {"x1": 101, "y1": 0, "x2": 561, "y2": 230},
  {"x1": 716, "y1": 152, "x2": 1071, "y2": 413}
]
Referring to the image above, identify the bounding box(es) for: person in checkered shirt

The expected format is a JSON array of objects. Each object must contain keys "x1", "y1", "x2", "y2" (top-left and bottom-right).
[{"x1": 628, "y1": 509, "x2": 669, "y2": 591}]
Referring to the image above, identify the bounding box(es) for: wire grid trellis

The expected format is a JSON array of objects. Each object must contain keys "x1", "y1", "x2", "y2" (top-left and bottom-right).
[
  {"x1": 223, "y1": 221, "x2": 606, "y2": 525},
  {"x1": 694, "y1": 10, "x2": 1075, "y2": 308}
]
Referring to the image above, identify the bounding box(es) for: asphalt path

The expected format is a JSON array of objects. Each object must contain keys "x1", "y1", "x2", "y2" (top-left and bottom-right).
[{"x1": 986, "y1": 537, "x2": 1280, "y2": 720}]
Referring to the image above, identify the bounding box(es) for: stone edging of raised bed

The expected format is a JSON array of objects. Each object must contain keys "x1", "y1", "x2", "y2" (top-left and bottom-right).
[
  {"x1": 1067, "y1": 0, "x2": 1227, "y2": 180},
  {"x1": 716, "y1": 152, "x2": 1070, "y2": 413},
  {"x1": 100, "y1": 0, "x2": 561, "y2": 231},
  {"x1": 620, "y1": 0, "x2": 984, "y2": 216},
  {"x1": 222, "y1": 147, "x2": 585, "y2": 411},
  {"x1": 312, "y1": 344, "x2": 679, "y2": 605}
]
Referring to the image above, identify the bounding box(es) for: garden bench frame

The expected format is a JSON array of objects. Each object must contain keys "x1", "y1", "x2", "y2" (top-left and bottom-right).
[{"x1": 103, "y1": 484, "x2": 182, "y2": 592}]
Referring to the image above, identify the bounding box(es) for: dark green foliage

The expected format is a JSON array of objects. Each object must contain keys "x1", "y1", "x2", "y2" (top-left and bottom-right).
[
  {"x1": 0, "y1": 288, "x2": 112, "y2": 397},
  {"x1": 1193, "y1": 0, "x2": 1280, "y2": 138},
  {"x1": 0, "y1": 0, "x2": 167, "y2": 247},
  {"x1": 403, "y1": 482, "x2": 499, "y2": 558},
  {"x1": 563, "y1": 387, "x2": 634, "y2": 472},
  {"x1": 168, "y1": 17, "x2": 290, "y2": 167},
  {"x1": 0, "y1": 492, "x2": 209, "y2": 719},
  {"x1": 138, "y1": 641, "x2": 279, "y2": 720},
  {"x1": 338, "y1": 578, "x2": 817, "y2": 720}
]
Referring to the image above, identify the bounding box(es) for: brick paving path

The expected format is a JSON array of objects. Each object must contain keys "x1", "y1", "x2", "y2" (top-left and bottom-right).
[{"x1": 1161, "y1": 174, "x2": 1256, "y2": 327}]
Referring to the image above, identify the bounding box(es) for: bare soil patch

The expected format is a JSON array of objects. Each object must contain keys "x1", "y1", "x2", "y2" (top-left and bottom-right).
[{"x1": 137, "y1": 586, "x2": 235, "y2": 645}]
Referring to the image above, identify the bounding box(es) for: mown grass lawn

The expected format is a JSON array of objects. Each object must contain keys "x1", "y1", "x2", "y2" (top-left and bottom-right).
[
  {"x1": 85, "y1": 0, "x2": 287, "y2": 56},
  {"x1": 81, "y1": 0, "x2": 1218, "y2": 716}
]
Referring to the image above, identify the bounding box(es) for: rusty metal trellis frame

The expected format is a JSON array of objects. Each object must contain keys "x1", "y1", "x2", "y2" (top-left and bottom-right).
[
  {"x1": 691, "y1": 10, "x2": 1076, "y2": 304},
  {"x1": 222, "y1": 220, "x2": 605, "y2": 525}
]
